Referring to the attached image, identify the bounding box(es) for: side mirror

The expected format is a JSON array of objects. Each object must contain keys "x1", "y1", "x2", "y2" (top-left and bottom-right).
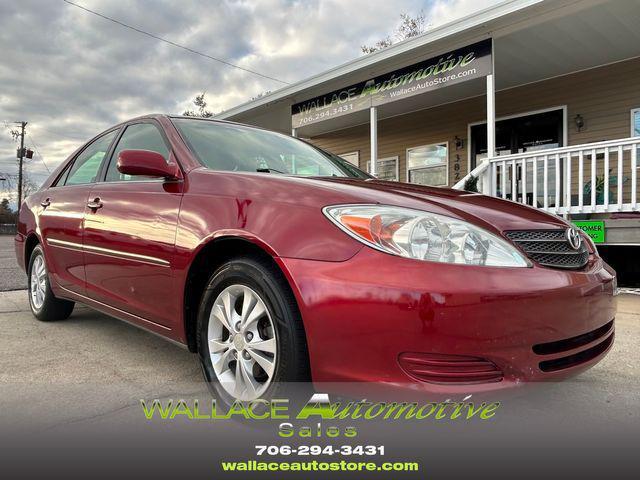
[{"x1": 117, "y1": 149, "x2": 181, "y2": 180}]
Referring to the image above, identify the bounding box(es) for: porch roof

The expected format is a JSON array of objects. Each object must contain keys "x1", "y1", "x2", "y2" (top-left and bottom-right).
[{"x1": 216, "y1": 0, "x2": 640, "y2": 136}]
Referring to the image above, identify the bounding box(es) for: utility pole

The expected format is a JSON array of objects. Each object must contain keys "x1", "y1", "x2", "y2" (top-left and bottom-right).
[{"x1": 16, "y1": 121, "x2": 27, "y2": 209}]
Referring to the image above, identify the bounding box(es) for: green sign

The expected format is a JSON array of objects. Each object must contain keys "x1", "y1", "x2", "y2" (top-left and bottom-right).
[{"x1": 573, "y1": 220, "x2": 605, "y2": 243}]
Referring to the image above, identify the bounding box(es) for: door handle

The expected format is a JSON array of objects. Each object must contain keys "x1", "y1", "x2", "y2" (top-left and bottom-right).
[
  {"x1": 40, "y1": 198, "x2": 51, "y2": 208},
  {"x1": 87, "y1": 198, "x2": 103, "y2": 210}
]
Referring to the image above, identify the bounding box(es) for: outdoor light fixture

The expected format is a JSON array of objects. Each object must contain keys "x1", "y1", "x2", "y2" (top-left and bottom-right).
[
  {"x1": 574, "y1": 114, "x2": 584, "y2": 132},
  {"x1": 455, "y1": 136, "x2": 464, "y2": 150}
]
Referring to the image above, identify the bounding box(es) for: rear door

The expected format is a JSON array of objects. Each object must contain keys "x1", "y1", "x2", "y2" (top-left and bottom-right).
[
  {"x1": 83, "y1": 121, "x2": 183, "y2": 329},
  {"x1": 38, "y1": 130, "x2": 119, "y2": 295}
]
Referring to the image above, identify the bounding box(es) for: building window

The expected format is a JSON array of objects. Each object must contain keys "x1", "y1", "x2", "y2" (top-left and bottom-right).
[
  {"x1": 631, "y1": 108, "x2": 640, "y2": 137},
  {"x1": 406, "y1": 143, "x2": 448, "y2": 186},
  {"x1": 366, "y1": 156, "x2": 399, "y2": 181},
  {"x1": 339, "y1": 151, "x2": 359, "y2": 167}
]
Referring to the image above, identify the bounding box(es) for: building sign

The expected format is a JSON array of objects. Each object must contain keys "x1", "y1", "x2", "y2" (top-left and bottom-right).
[
  {"x1": 573, "y1": 220, "x2": 605, "y2": 244},
  {"x1": 292, "y1": 39, "x2": 492, "y2": 128}
]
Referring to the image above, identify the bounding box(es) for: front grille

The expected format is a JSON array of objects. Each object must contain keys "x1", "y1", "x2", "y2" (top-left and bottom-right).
[
  {"x1": 504, "y1": 229, "x2": 590, "y2": 269},
  {"x1": 398, "y1": 352, "x2": 503, "y2": 384}
]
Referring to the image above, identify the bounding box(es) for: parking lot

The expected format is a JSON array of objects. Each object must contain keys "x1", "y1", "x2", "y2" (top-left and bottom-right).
[
  {"x1": 0, "y1": 234, "x2": 638, "y2": 433},
  {"x1": 0, "y1": 235, "x2": 26, "y2": 291}
]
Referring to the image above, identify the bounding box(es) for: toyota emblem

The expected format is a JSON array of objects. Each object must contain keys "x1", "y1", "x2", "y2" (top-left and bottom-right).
[{"x1": 566, "y1": 227, "x2": 582, "y2": 250}]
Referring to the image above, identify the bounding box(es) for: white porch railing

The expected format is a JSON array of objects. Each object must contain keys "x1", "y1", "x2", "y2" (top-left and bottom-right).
[{"x1": 453, "y1": 137, "x2": 640, "y2": 215}]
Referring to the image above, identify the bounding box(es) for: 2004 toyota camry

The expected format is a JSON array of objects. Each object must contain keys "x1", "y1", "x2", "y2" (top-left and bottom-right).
[{"x1": 15, "y1": 115, "x2": 616, "y2": 405}]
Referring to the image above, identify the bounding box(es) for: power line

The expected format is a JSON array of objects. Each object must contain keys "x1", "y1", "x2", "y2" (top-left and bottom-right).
[
  {"x1": 26, "y1": 134, "x2": 52, "y2": 174},
  {"x1": 3, "y1": 121, "x2": 83, "y2": 142},
  {"x1": 3, "y1": 122, "x2": 51, "y2": 174},
  {"x1": 61, "y1": 0, "x2": 289, "y2": 85}
]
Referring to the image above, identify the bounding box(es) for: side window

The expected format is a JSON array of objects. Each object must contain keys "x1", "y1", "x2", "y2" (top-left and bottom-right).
[
  {"x1": 52, "y1": 162, "x2": 72, "y2": 187},
  {"x1": 105, "y1": 123, "x2": 170, "y2": 182},
  {"x1": 65, "y1": 130, "x2": 118, "y2": 186}
]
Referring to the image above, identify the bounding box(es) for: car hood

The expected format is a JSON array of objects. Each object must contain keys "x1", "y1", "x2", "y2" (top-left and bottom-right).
[
  {"x1": 189, "y1": 169, "x2": 570, "y2": 235},
  {"x1": 305, "y1": 176, "x2": 569, "y2": 233}
]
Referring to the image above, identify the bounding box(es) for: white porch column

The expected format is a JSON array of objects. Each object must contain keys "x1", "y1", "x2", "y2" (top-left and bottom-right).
[
  {"x1": 484, "y1": 48, "x2": 496, "y2": 194},
  {"x1": 486, "y1": 73, "x2": 495, "y2": 159},
  {"x1": 370, "y1": 106, "x2": 378, "y2": 176}
]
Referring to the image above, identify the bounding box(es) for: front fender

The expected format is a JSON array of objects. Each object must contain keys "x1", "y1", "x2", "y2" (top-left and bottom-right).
[{"x1": 175, "y1": 193, "x2": 363, "y2": 263}]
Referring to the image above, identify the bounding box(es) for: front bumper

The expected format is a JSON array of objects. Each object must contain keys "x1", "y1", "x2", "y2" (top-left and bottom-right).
[{"x1": 280, "y1": 247, "x2": 616, "y2": 394}]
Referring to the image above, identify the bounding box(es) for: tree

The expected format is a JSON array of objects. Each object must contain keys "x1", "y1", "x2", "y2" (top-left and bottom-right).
[
  {"x1": 22, "y1": 177, "x2": 39, "y2": 198},
  {"x1": 361, "y1": 12, "x2": 428, "y2": 54},
  {"x1": 0, "y1": 172, "x2": 12, "y2": 188},
  {"x1": 0, "y1": 170, "x2": 40, "y2": 204},
  {"x1": 183, "y1": 92, "x2": 214, "y2": 118},
  {"x1": 0, "y1": 198, "x2": 15, "y2": 224},
  {"x1": 0, "y1": 174, "x2": 16, "y2": 210}
]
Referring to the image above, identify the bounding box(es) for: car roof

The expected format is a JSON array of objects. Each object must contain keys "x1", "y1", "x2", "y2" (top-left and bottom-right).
[{"x1": 123, "y1": 113, "x2": 248, "y2": 128}]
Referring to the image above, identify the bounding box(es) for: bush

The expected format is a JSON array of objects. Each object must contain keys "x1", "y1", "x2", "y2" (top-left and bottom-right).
[{"x1": 463, "y1": 175, "x2": 479, "y2": 193}]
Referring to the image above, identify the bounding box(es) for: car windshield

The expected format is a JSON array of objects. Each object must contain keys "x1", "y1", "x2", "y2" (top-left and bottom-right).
[{"x1": 172, "y1": 118, "x2": 371, "y2": 178}]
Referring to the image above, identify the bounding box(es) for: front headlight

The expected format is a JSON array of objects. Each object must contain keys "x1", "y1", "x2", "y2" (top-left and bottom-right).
[{"x1": 323, "y1": 204, "x2": 530, "y2": 267}]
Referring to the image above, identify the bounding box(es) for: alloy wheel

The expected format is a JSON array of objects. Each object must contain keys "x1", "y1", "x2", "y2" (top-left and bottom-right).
[
  {"x1": 30, "y1": 254, "x2": 47, "y2": 310},
  {"x1": 208, "y1": 284, "x2": 277, "y2": 401}
]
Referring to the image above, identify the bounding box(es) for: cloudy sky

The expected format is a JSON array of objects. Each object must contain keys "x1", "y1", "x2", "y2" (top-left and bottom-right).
[{"x1": 0, "y1": 0, "x2": 501, "y2": 207}]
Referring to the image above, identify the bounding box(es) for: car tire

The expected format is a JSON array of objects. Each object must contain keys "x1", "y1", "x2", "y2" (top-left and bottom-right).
[
  {"x1": 27, "y1": 244, "x2": 75, "y2": 321},
  {"x1": 197, "y1": 256, "x2": 310, "y2": 406}
]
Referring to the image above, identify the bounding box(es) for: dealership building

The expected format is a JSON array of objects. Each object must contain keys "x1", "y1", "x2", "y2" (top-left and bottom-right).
[{"x1": 216, "y1": 0, "x2": 640, "y2": 285}]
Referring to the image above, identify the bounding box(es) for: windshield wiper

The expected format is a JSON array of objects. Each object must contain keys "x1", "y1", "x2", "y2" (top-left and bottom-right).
[{"x1": 256, "y1": 167, "x2": 338, "y2": 177}]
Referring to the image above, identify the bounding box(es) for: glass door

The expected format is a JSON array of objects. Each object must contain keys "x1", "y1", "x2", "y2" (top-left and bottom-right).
[{"x1": 470, "y1": 109, "x2": 564, "y2": 205}]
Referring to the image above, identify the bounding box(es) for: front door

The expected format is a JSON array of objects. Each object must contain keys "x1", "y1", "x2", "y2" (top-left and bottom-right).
[
  {"x1": 83, "y1": 122, "x2": 183, "y2": 329},
  {"x1": 39, "y1": 129, "x2": 119, "y2": 295},
  {"x1": 470, "y1": 108, "x2": 564, "y2": 204}
]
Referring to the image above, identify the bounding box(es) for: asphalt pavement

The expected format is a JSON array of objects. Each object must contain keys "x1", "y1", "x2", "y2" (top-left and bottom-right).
[{"x1": 0, "y1": 235, "x2": 26, "y2": 291}]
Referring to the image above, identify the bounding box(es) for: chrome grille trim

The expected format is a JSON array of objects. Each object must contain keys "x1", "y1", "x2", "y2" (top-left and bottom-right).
[
  {"x1": 505, "y1": 230, "x2": 566, "y2": 241},
  {"x1": 504, "y1": 230, "x2": 590, "y2": 270}
]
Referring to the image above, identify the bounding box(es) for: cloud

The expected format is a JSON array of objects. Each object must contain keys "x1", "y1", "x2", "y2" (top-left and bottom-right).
[{"x1": 0, "y1": 0, "x2": 501, "y2": 207}]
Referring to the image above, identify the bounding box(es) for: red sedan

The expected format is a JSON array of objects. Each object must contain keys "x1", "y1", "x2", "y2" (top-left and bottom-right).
[{"x1": 15, "y1": 115, "x2": 616, "y2": 403}]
